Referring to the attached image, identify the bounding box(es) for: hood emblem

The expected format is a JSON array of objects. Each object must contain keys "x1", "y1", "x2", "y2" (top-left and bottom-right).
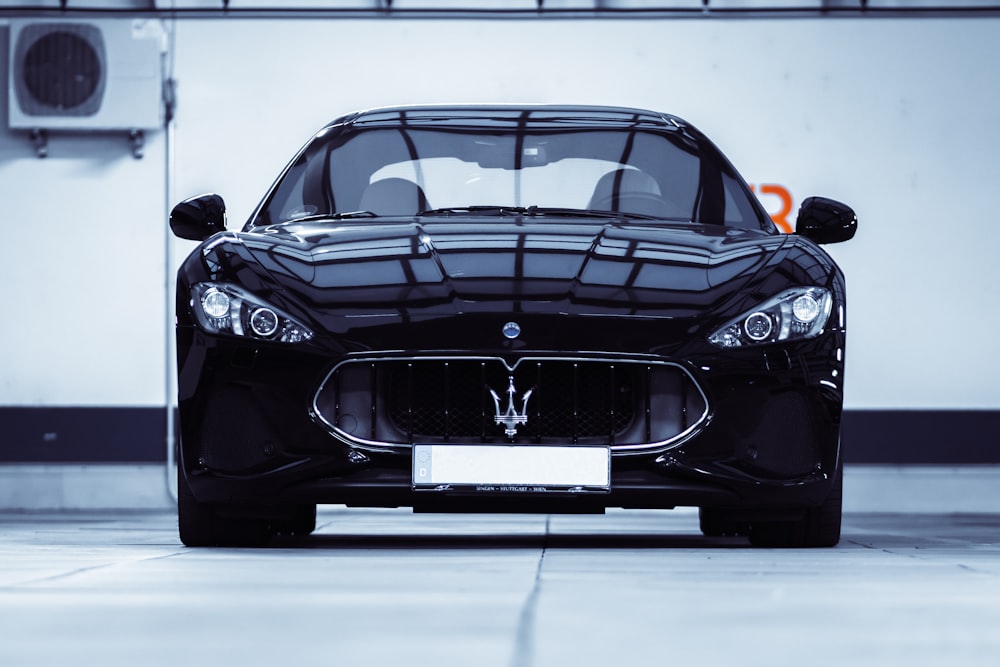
[
  {"x1": 489, "y1": 375, "x2": 534, "y2": 439},
  {"x1": 502, "y1": 321, "x2": 521, "y2": 339}
]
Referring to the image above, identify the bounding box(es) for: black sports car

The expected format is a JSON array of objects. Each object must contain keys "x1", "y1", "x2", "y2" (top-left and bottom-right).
[{"x1": 170, "y1": 105, "x2": 856, "y2": 547}]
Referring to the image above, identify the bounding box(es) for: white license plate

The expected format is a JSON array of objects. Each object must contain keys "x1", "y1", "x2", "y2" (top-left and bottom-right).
[{"x1": 412, "y1": 444, "x2": 611, "y2": 490}]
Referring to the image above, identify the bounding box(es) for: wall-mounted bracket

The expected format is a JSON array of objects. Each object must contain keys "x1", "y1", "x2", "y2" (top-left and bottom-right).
[
  {"x1": 129, "y1": 130, "x2": 145, "y2": 159},
  {"x1": 30, "y1": 129, "x2": 49, "y2": 158},
  {"x1": 26, "y1": 129, "x2": 149, "y2": 159}
]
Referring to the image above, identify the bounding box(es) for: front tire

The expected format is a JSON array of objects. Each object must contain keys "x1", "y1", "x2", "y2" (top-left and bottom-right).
[
  {"x1": 177, "y1": 467, "x2": 271, "y2": 547},
  {"x1": 748, "y1": 463, "x2": 843, "y2": 548}
]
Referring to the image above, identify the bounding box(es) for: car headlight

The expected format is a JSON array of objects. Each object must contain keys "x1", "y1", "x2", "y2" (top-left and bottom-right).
[
  {"x1": 190, "y1": 283, "x2": 313, "y2": 343},
  {"x1": 707, "y1": 287, "x2": 832, "y2": 348}
]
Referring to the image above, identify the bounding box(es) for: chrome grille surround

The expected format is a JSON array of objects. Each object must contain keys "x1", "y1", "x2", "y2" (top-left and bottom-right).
[{"x1": 311, "y1": 355, "x2": 710, "y2": 456}]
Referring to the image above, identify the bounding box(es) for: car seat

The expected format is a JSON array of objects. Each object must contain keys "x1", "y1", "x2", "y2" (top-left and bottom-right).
[
  {"x1": 359, "y1": 178, "x2": 430, "y2": 216},
  {"x1": 588, "y1": 169, "x2": 674, "y2": 218}
]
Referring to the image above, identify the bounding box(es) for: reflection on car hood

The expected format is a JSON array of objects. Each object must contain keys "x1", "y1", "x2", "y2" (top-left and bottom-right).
[{"x1": 233, "y1": 219, "x2": 787, "y2": 330}]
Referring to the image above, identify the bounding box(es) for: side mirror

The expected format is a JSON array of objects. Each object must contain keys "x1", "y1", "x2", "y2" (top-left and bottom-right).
[
  {"x1": 795, "y1": 196, "x2": 857, "y2": 244},
  {"x1": 170, "y1": 193, "x2": 227, "y2": 241}
]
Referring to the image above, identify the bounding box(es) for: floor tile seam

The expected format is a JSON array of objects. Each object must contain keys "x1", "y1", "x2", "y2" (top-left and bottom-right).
[
  {"x1": 2, "y1": 562, "x2": 117, "y2": 589},
  {"x1": 847, "y1": 540, "x2": 1000, "y2": 578},
  {"x1": 507, "y1": 515, "x2": 549, "y2": 667},
  {"x1": 0, "y1": 549, "x2": 189, "y2": 590}
]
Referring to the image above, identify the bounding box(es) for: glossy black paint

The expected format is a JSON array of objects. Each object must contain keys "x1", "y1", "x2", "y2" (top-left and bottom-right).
[
  {"x1": 796, "y1": 196, "x2": 858, "y2": 244},
  {"x1": 172, "y1": 105, "x2": 855, "y2": 547},
  {"x1": 169, "y1": 193, "x2": 227, "y2": 241}
]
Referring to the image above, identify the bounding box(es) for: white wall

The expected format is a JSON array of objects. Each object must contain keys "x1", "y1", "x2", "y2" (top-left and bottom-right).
[
  {"x1": 3, "y1": 16, "x2": 999, "y2": 411},
  {"x1": 0, "y1": 22, "x2": 168, "y2": 407}
]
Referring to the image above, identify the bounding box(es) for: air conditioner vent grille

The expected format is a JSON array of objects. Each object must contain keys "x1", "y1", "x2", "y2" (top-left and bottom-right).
[{"x1": 15, "y1": 23, "x2": 107, "y2": 118}]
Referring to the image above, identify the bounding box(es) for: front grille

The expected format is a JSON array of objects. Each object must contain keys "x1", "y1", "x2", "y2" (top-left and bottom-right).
[
  {"x1": 312, "y1": 356, "x2": 708, "y2": 453},
  {"x1": 387, "y1": 360, "x2": 634, "y2": 440}
]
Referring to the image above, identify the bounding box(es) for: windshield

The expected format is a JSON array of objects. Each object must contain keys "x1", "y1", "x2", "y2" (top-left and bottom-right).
[{"x1": 251, "y1": 123, "x2": 769, "y2": 230}]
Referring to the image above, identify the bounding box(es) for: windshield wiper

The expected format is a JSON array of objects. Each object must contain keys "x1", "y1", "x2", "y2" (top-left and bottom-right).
[
  {"x1": 418, "y1": 206, "x2": 526, "y2": 217},
  {"x1": 418, "y1": 205, "x2": 662, "y2": 221},
  {"x1": 525, "y1": 207, "x2": 663, "y2": 221},
  {"x1": 283, "y1": 210, "x2": 377, "y2": 223}
]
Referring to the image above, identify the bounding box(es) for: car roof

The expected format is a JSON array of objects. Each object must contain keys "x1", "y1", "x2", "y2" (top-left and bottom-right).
[{"x1": 326, "y1": 104, "x2": 689, "y2": 131}]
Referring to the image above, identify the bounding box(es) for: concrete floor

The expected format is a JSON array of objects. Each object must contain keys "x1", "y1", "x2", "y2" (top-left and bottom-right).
[{"x1": 0, "y1": 508, "x2": 998, "y2": 667}]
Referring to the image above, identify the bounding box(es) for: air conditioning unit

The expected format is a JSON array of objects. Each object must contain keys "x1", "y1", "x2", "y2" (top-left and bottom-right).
[{"x1": 8, "y1": 18, "x2": 166, "y2": 131}]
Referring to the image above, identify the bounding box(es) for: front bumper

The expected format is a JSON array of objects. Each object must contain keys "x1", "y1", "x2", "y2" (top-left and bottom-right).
[
  {"x1": 182, "y1": 454, "x2": 831, "y2": 519},
  {"x1": 177, "y1": 326, "x2": 843, "y2": 515}
]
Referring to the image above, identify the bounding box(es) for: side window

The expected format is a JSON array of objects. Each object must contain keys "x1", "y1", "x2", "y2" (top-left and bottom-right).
[
  {"x1": 720, "y1": 171, "x2": 766, "y2": 229},
  {"x1": 275, "y1": 169, "x2": 311, "y2": 220},
  {"x1": 255, "y1": 152, "x2": 311, "y2": 225}
]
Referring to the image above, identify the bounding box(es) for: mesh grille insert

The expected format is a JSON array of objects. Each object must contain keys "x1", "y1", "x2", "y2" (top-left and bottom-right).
[{"x1": 313, "y1": 356, "x2": 708, "y2": 451}]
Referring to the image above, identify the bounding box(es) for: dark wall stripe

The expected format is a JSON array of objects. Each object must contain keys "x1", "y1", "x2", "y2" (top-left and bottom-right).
[
  {"x1": 841, "y1": 410, "x2": 1000, "y2": 464},
  {"x1": 0, "y1": 407, "x2": 169, "y2": 463},
  {"x1": 0, "y1": 407, "x2": 998, "y2": 464}
]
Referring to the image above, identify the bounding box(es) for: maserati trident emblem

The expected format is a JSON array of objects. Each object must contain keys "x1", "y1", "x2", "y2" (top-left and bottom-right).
[
  {"x1": 502, "y1": 321, "x2": 521, "y2": 339},
  {"x1": 489, "y1": 375, "x2": 534, "y2": 439}
]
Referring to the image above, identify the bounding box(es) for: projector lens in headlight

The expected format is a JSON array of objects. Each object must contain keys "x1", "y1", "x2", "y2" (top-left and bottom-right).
[
  {"x1": 743, "y1": 312, "x2": 773, "y2": 341},
  {"x1": 249, "y1": 307, "x2": 279, "y2": 337}
]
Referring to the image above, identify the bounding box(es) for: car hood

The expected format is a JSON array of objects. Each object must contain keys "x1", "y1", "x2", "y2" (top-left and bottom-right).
[{"x1": 225, "y1": 219, "x2": 789, "y2": 342}]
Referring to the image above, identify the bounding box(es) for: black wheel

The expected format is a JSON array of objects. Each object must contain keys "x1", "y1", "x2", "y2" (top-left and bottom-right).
[
  {"x1": 699, "y1": 508, "x2": 748, "y2": 537},
  {"x1": 177, "y1": 467, "x2": 270, "y2": 547},
  {"x1": 748, "y1": 463, "x2": 843, "y2": 548}
]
